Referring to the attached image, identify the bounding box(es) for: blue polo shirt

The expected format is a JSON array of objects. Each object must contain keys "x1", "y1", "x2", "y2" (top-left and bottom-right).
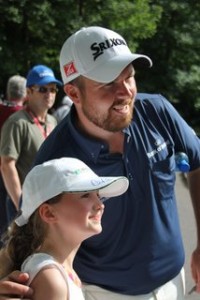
[{"x1": 35, "y1": 93, "x2": 200, "y2": 295}]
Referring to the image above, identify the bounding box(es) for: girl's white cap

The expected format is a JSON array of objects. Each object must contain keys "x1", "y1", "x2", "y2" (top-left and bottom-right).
[{"x1": 15, "y1": 157, "x2": 129, "y2": 226}]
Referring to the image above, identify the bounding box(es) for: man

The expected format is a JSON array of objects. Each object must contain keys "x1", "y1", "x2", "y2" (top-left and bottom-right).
[
  {"x1": 0, "y1": 65, "x2": 62, "y2": 224},
  {"x1": 0, "y1": 75, "x2": 27, "y2": 237},
  {"x1": 1, "y1": 27, "x2": 200, "y2": 300},
  {"x1": 0, "y1": 75, "x2": 27, "y2": 130}
]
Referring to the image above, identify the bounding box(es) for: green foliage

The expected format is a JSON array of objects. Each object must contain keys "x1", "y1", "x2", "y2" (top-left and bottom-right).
[
  {"x1": 0, "y1": 0, "x2": 200, "y2": 130},
  {"x1": 0, "y1": 0, "x2": 162, "y2": 98},
  {"x1": 137, "y1": 1, "x2": 200, "y2": 127}
]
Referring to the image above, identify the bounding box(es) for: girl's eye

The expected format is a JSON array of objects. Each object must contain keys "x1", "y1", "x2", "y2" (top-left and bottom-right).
[
  {"x1": 81, "y1": 193, "x2": 90, "y2": 198},
  {"x1": 105, "y1": 81, "x2": 114, "y2": 87}
]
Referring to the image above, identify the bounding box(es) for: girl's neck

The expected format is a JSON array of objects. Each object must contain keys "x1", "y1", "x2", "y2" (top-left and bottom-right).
[
  {"x1": 38, "y1": 244, "x2": 79, "y2": 268},
  {"x1": 36, "y1": 247, "x2": 82, "y2": 287}
]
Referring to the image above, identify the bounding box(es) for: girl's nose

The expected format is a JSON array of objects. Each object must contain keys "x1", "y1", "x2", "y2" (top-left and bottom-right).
[{"x1": 94, "y1": 193, "x2": 105, "y2": 210}]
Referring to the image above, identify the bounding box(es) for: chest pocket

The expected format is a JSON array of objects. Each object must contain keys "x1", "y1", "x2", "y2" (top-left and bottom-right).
[{"x1": 150, "y1": 152, "x2": 176, "y2": 200}]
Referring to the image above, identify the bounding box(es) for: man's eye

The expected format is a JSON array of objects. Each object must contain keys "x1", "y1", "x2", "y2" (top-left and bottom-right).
[{"x1": 127, "y1": 74, "x2": 135, "y2": 79}]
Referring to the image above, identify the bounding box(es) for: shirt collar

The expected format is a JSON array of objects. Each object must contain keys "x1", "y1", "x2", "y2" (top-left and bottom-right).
[{"x1": 68, "y1": 105, "x2": 131, "y2": 162}]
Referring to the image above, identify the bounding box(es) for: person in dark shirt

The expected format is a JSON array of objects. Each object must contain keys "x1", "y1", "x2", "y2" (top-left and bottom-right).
[{"x1": 1, "y1": 26, "x2": 200, "y2": 300}]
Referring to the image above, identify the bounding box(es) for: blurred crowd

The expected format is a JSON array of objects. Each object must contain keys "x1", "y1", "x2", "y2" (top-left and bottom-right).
[{"x1": 0, "y1": 65, "x2": 68, "y2": 241}]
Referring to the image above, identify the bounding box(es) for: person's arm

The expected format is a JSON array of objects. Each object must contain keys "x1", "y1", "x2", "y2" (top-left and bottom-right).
[
  {"x1": 1, "y1": 156, "x2": 22, "y2": 210},
  {"x1": 187, "y1": 167, "x2": 200, "y2": 292},
  {"x1": 30, "y1": 268, "x2": 68, "y2": 300},
  {"x1": 0, "y1": 271, "x2": 32, "y2": 299}
]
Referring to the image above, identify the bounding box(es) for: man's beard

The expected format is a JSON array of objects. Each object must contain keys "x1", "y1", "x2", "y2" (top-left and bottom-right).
[{"x1": 82, "y1": 100, "x2": 133, "y2": 132}]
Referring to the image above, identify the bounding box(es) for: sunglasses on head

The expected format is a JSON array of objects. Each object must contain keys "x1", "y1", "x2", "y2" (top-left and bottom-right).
[{"x1": 32, "y1": 86, "x2": 58, "y2": 94}]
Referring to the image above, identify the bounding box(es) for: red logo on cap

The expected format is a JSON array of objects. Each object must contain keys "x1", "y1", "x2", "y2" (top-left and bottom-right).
[{"x1": 63, "y1": 62, "x2": 78, "y2": 77}]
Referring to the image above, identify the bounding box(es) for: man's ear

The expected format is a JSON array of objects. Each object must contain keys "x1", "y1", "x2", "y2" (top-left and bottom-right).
[
  {"x1": 64, "y1": 84, "x2": 80, "y2": 104},
  {"x1": 26, "y1": 87, "x2": 32, "y2": 96},
  {"x1": 38, "y1": 204, "x2": 58, "y2": 224}
]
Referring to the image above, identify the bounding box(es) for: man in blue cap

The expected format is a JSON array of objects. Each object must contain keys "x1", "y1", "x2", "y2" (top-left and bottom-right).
[{"x1": 0, "y1": 65, "x2": 62, "y2": 225}]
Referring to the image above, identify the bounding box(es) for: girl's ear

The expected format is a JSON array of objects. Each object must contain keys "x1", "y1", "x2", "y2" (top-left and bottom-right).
[
  {"x1": 38, "y1": 204, "x2": 58, "y2": 224},
  {"x1": 64, "y1": 84, "x2": 80, "y2": 104}
]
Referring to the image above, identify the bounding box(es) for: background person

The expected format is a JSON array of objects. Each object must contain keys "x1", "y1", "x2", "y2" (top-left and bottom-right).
[
  {"x1": 0, "y1": 75, "x2": 27, "y2": 130},
  {"x1": 0, "y1": 65, "x2": 61, "y2": 226},
  {"x1": 0, "y1": 75, "x2": 27, "y2": 239},
  {"x1": 53, "y1": 95, "x2": 72, "y2": 123},
  {"x1": 1, "y1": 26, "x2": 200, "y2": 300},
  {"x1": 0, "y1": 157, "x2": 128, "y2": 300}
]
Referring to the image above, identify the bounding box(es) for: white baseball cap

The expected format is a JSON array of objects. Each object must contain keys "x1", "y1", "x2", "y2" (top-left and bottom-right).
[
  {"x1": 60, "y1": 26, "x2": 152, "y2": 84},
  {"x1": 15, "y1": 157, "x2": 129, "y2": 226}
]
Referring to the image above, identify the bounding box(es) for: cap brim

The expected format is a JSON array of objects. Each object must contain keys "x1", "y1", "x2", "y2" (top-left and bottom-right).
[
  {"x1": 37, "y1": 77, "x2": 63, "y2": 86},
  {"x1": 65, "y1": 176, "x2": 129, "y2": 198},
  {"x1": 98, "y1": 177, "x2": 129, "y2": 198},
  {"x1": 15, "y1": 176, "x2": 129, "y2": 227},
  {"x1": 84, "y1": 53, "x2": 152, "y2": 83},
  {"x1": 26, "y1": 76, "x2": 63, "y2": 87}
]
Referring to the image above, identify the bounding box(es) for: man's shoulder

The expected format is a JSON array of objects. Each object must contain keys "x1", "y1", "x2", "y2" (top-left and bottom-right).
[
  {"x1": 136, "y1": 93, "x2": 165, "y2": 102},
  {"x1": 47, "y1": 113, "x2": 57, "y2": 126},
  {"x1": 0, "y1": 103, "x2": 22, "y2": 119},
  {"x1": 1, "y1": 110, "x2": 27, "y2": 129},
  {"x1": 4, "y1": 109, "x2": 27, "y2": 122},
  {"x1": 135, "y1": 93, "x2": 172, "y2": 111}
]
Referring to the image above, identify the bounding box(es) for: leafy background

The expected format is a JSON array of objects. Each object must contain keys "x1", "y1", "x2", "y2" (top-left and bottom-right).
[{"x1": 0, "y1": 0, "x2": 199, "y2": 131}]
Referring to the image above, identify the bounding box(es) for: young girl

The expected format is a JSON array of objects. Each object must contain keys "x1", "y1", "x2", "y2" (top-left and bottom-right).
[{"x1": 0, "y1": 157, "x2": 128, "y2": 300}]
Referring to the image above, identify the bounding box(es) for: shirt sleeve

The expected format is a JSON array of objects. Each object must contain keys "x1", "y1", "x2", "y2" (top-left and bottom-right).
[
  {"x1": 155, "y1": 94, "x2": 200, "y2": 170},
  {"x1": 0, "y1": 118, "x2": 24, "y2": 160}
]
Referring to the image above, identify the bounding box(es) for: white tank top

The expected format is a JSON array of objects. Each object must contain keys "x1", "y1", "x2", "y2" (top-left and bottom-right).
[{"x1": 21, "y1": 253, "x2": 84, "y2": 300}]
